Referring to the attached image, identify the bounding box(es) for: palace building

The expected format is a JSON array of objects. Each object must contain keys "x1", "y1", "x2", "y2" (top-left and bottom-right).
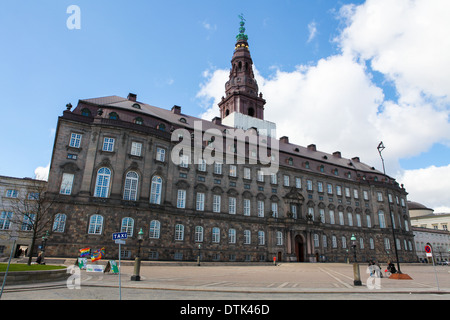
[{"x1": 44, "y1": 20, "x2": 417, "y2": 263}]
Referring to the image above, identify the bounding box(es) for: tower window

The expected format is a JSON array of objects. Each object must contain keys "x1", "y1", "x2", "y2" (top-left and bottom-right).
[{"x1": 248, "y1": 107, "x2": 255, "y2": 117}]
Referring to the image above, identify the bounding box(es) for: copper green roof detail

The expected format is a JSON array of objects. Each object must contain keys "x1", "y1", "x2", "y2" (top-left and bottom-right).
[{"x1": 236, "y1": 14, "x2": 248, "y2": 41}]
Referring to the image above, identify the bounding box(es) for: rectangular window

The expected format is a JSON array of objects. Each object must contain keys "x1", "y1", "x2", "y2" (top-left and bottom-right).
[
  {"x1": 244, "y1": 167, "x2": 251, "y2": 180},
  {"x1": 198, "y1": 159, "x2": 206, "y2": 172},
  {"x1": 329, "y1": 210, "x2": 335, "y2": 224},
  {"x1": 177, "y1": 190, "x2": 186, "y2": 209},
  {"x1": 156, "y1": 147, "x2": 166, "y2": 162},
  {"x1": 271, "y1": 202, "x2": 278, "y2": 218},
  {"x1": 179, "y1": 154, "x2": 189, "y2": 168},
  {"x1": 60, "y1": 173, "x2": 74, "y2": 195},
  {"x1": 257, "y1": 200, "x2": 264, "y2": 217},
  {"x1": 213, "y1": 195, "x2": 221, "y2": 213},
  {"x1": 257, "y1": 170, "x2": 264, "y2": 182},
  {"x1": 378, "y1": 211, "x2": 386, "y2": 228},
  {"x1": 5, "y1": 189, "x2": 18, "y2": 198},
  {"x1": 243, "y1": 199, "x2": 251, "y2": 216},
  {"x1": 363, "y1": 190, "x2": 369, "y2": 201},
  {"x1": 0, "y1": 212, "x2": 13, "y2": 230},
  {"x1": 317, "y1": 182, "x2": 323, "y2": 193},
  {"x1": 229, "y1": 197, "x2": 236, "y2": 214},
  {"x1": 69, "y1": 133, "x2": 82, "y2": 148},
  {"x1": 21, "y1": 214, "x2": 35, "y2": 231},
  {"x1": 307, "y1": 180, "x2": 313, "y2": 191},
  {"x1": 295, "y1": 177, "x2": 301, "y2": 189},
  {"x1": 131, "y1": 142, "x2": 142, "y2": 156},
  {"x1": 377, "y1": 192, "x2": 383, "y2": 202},
  {"x1": 196, "y1": 193, "x2": 205, "y2": 211},
  {"x1": 214, "y1": 162, "x2": 222, "y2": 175},
  {"x1": 270, "y1": 173, "x2": 277, "y2": 185},
  {"x1": 336, "y1": 185, "x2": 342, "y2": 196},
  {"x1": 102, "y1": 137, "x2": 115, "y2": 152},
  {"x1": 283, "y1": 175, "x2": 289, "y2": 187},
  {"x1": 327, "y1": 184, "x2": 333, "y2": 194},
  {"x1": 229, "y1": 165, "x2": 237, "y2": 177}
]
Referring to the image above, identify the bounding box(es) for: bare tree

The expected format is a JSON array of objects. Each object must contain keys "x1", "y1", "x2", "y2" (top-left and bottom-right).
[{"x1": 2, "y1": 179, "x2": 57, "y2": 265}]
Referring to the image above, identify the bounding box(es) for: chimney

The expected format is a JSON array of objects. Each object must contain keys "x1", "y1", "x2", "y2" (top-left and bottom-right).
[
  {"x1": 280, "y1": 136, "x2": 289, "y2": 144},
  {"x1": 333, "y1": 151, "x2": 341, "y2": 158},
  {"x1": 352, "y1": 157, "x2": 360, "y2": 163},
  {"x1": 307, "y1": 144, "x2": 316, "y2": 151},
  {"x1": 171, "y1": 105, "x2": 181, "y2": 114},
  {"x1": 212, "y1": 117, "x2": 222, "y2": 125},
  {"x1": 128, "y1": 93, "x2": 137, "y2": 102}
]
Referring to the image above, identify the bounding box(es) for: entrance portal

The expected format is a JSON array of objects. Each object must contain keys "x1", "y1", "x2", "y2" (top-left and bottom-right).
[{"x1": 294, "y1": 235, "x2": 305, "y2": 262}]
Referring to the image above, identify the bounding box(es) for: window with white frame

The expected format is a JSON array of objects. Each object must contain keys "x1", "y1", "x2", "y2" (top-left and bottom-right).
[
  {"x1": 329, "y1": 210, "x2": 335, "y2": 224},
  {"x1": 353, "y1": 189, "x2": 359, "y2": 199},
  {"x1": 198, "y1": 158, "x2": 206, "y2": 172},
  {"x1": 270, "y1": 173, "x2": 277, "y2": 185},
  {"x1": 348, "y1": 213, "x2": 353, "y2": 226},
  {"x1": 377, "y1": 192, "x2": 383, "y2": 201},
  {"x1": 258, "y1": 231, "x2": 265, "y2": 245},
  {"x1": 149, "y1": 220, "x2": 161, "y2": 239},
  {"x1": 195, "y1": 226, "x2": 204, "y2": 242},
  {"x1": 323, "y1": 235, "x2": 327, "y2": 248},
  {"x1": 363, "y1": 190, "x2": 369, "y2": 201},
  {"x1": 271, "y1": 202, "x2": 278, "y2": 218},
  {"x1": 295, "y1": 177, "x2": 301, "y2": 189},
  {"x1": 213, "y1": 195, "x2": 221, "y2": 213},
  {"x1": 229, "y1": 165, "x2": 237, "y2": 177},
  {"x1": 342, "y1": 236, "x2": 347, "y2": 249},
  {"x1": 306, "y1": 180, "x2": 313, "y2": 191},
  {"x1": 327, "y1": 184, "x2": 333, "y2": 194},
  {"x1": 88, "y1": 214, "x2": 103, "y2": 235},
  {"x1": 336, "y1": 185, "x2": 342, "y2": 196},
  {"x1": 366, "y1": 214, "x2": 372, "y2": 228},
  {"x1": 229, "y1": 197, "x2": 236, "y2": 214},
  {"x1": 69, "y1": 133, "x2": 82, "y2": 148},
  {"x1": 276, "y1": 231, "x2": 283, "y2": 246},
  {"x1": 283, "y1": 175, "x2": 289, "y2": 187},
  {"x1": 212, "y1": 227, "x2": 220, "y2": 243},
  {"x1": 356, "y1": 214, "x2": 361, "y2": 227},
  {"x1": 52, "y1": 213, "x2": 66, "y2": 233},
  {"x1": 257, "y1": 200, "x2": 264, "y2": 217},
  {"x1": 214, "y1": 162, "x2": 222, "y2": 174},
  {"x1": 378, "y1": 211, "x2": 386, "y2": 228},
  {"x1": 308, "y1": 207, "x2": 314, "y2": 220},
  {"x1": 384, "y1": 237, "x2": 390, "y2": 250},
  {"x1": 257, "y1": 170, "x2": 264, "y2": 182},
  {"x1": 196, "y1": 193, "x2": 205, "y2": 211},
  {"x1": 244, "y1": 230, "x2": 251, "y2": 244},
  {"x1": 317, "y1": 182, "x2": 323, "y2": 193},
  {"x1": 60, "y1": 173, "x2": 74, "y2": 195},
  {"x1": 121, "y1": 217, "x2": 134, "y2": 237},
  {"x1": 156, "y1": 147, "x2": 166, "y2": 162},
  {"x1": 123, "y1": 171, "x2": 139, "y2": 201},
  {"x1": 345, "y1": 187, "x2": 351, "y2": 198},
  {"x1": 332, "y1": 235, "x2": 337, "y2": 248},
  {"x1": 102, "y1": 137, "x2": 115, "y2": 152},
  {"x1": 360, "y1": 238, "x2": 364, "y2": 249},
  {"x1": 94, "y1": 167, "x2": 111, "y2": 198},
  {"x1": 5, "y1": 189, "x2": 18, "y2": 198},
  {"x1": 179, "y1": 154, "x2": 189, "y2": 168},
  {"x1": 370, "y1": 238, "x2": 375, "y2": 249},
  {"x1": 175, "y1": 224, "x2": 184, "y2": 241},
  {"x1": 243, "y1": 199, "x2": 250, "y2": 216},
  {"x1": 244, "y1": 167, "x2": 251, "y2": 180},
  {"x1": 0, "y1": 212, "x2": 13, "y2": 230},
  {"x1": 319, "y1": 209, "x2": 325, "y2": 223},
  {"x1": 314, "y1": 234, "x2": 319, "y2": 247},
  {"x1": 228, "y1": 229, "x2": 236, "y2": 243},
  {"x1": 339, "y1": 211, "x2": 344, "y2": 225},
  {"x1": 177, "y1": 190, "x2": 186, "y2": 208},
  {"x1": 150, "y1": 176, "x2": 162, "y2": 204},
  {"x1": 131, "y1": 142, "x2": 142, "y2": 156},
  {"x1": 291, "y1": 204, "x2": 297, "y2": 219}
]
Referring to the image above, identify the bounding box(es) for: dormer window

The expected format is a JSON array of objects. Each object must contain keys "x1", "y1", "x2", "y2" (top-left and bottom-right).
[
  {"x1": 134, "y1": 117, "x2": 143, "y2": 125},
  {"x1": 179, "y1": 118, "x2": 187, "y2": 123},
  {"x1": 109, "y1": 112, "x2": 119, "y2": 120},
  {"x1": 132, "y1": 103, "x2": 141, "y2": 109},
  {"x1": 81, "y1": 108, "x2": 91, "y2": 117},
  {"x1": 157, "y1": 123, "x2": 166, "y2": 132}
]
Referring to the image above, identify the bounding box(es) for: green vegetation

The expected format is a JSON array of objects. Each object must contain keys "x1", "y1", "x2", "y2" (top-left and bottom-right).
[{"x1": 0, "y1": 263, "x2": 66, "y2": 272}]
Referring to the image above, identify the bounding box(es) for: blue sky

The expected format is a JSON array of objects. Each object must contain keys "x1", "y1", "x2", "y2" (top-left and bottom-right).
[{"x1": 1, "y1": 0, "x2": 449, "y2": 211}]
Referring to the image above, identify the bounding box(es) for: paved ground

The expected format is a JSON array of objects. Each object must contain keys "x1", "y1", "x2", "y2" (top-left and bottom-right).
[{"x1": 1, "y1": 260, "x2": 449, "y2": 301}]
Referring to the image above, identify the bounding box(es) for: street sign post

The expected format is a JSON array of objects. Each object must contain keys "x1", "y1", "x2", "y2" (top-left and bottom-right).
[
  {"x1": 112, "y1": 232, "x2": 128, "y2": 300},
  {"x1": 426, "y1": 243, "x2": 440, "y2": 291}
]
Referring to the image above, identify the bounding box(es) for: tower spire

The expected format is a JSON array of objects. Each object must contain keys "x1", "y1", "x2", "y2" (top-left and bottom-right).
[{"x1": 218, "y1": 15, "x2": 266, "y2": 120}]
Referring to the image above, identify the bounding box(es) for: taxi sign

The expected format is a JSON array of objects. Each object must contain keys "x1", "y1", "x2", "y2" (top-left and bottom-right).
[{"x1": 112, "y1": 232, "x2": 128, "y2": 241}]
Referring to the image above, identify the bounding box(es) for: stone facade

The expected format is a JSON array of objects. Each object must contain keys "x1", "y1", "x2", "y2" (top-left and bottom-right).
[{"x1": 44, "y1": 23, "x2": 417, "y2": 263}]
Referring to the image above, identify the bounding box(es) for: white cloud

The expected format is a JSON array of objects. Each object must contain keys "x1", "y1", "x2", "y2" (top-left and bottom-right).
[
  {"x1": 195, "y1": 0, "x2": 450, "y2": 209},
  {"x1": 34, "y1": 163, "x2": 49, "y2": 181},
  {"x1": 307, "y1": 21, "x2": 317, "y2": 43},
  {"x1": 397, "y1": 164, "x2": 450, "y2": 213}
]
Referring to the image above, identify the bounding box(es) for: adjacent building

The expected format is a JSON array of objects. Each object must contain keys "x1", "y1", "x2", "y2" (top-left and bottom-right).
[{"x1": 43, "y1": 20, "x2": 417, "y2": 263}]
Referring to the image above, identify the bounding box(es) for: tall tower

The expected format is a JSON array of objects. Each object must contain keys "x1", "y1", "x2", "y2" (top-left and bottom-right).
[{"x1": 219, "y1": 15, "x2": 276, "y2": 137}]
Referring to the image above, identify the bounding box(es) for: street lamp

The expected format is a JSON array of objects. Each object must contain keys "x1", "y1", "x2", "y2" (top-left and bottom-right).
[
  {"x1": 377, "y1": 142, "x2": 412, "y2": 280},
  {"x1": 350, "y1": 234, "x2": 362, "y2": 286},
  {"x1": 131, "y1": 228, "x2": 144, "y2": 281},
  {"x1": 197, "y1": 244, "x2": 202, "y2": 266}
]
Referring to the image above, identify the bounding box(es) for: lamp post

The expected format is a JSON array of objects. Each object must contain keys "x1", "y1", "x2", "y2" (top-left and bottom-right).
[
  {"x1": 197, "y1": 244, "x2": 201, "y2": 266},
  {"x1": 131, "y1": 228, "x2": 144, "y2": 281},
  {"x1": 351, "y1": 234, "x2": 362, "y2": 286},
  {"x1": 377, "y1": 142, "x2": 402, "y2": 274}
]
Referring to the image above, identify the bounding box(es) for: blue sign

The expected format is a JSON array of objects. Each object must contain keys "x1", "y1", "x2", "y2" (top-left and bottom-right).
[{"x1": 112, "y1": 232, "x2": 128, "y2": 240}]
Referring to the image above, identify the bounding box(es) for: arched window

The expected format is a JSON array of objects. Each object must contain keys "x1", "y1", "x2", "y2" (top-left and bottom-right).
[
  {"x1": 150, "y1": 176, "x2": 162, "y2": 204},
  {"x1": 109, "y1": 112, "x2": 119, "y2": 120},
  {"x1": 94, "y1": 167, "x2": 111, "y2": 198},
  {"x1": 149, "y1": 220, "x2": 161, "y2": 239},
  {"x1": 88, "y1": 215, "x2": 103, "y2": 235},
  {"x1": 134, "y1": 117, "x2": 143, "y2": 125},
  {"x1": 121, "y1": 217, "x2": 134, "y2": 237},
  {"x1": 157, "y1": 123, "x2": 166, "y2": 131},
  {"x1": 123, "y1": 171, "x2": 139, "y2": 201},
  {"x1": 52, "y1": 213, "x2": 67, "y2": 233}
]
